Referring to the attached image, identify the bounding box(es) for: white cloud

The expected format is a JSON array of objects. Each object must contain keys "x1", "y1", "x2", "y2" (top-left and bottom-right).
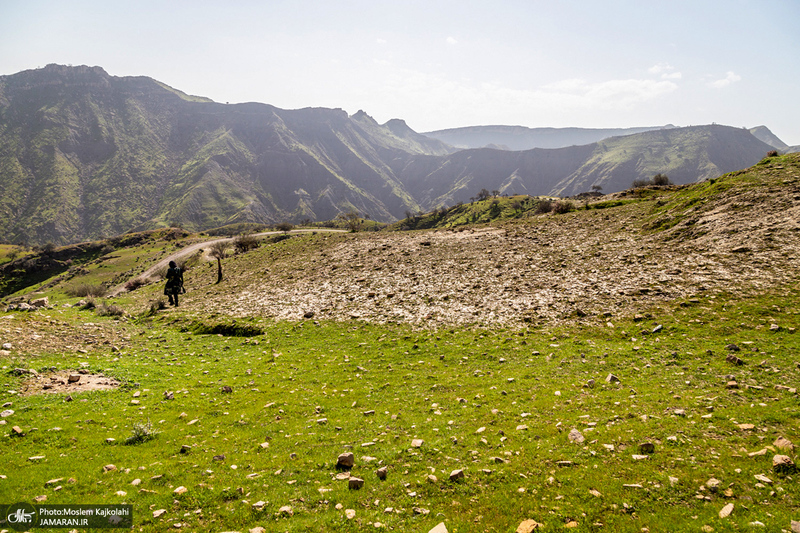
[
  {"x1": 446, "y1": 36, "x2": 458, "y2": 45},
  {"x1": 648, "y1": 63, "x2": 682, "y2": 80},
  {"x1": 376, "y1": 38, "x2": 387, "y2": 45},
  {"x1": 709, "y1": 71, "x2": 741, "y2": 88},
  {"x1": 367, "y1": 67, "x2": 680, "y2": 130}
]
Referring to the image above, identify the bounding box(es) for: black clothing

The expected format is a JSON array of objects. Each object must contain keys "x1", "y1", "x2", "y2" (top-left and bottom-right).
[{"x1": 164, "y1": 265, "x2": 184, "y2": 305}]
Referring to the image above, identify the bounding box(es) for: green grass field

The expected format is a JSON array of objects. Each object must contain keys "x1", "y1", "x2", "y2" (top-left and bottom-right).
[{"x1": 1, "y1": 285, "x2": 798, "y2": 532}]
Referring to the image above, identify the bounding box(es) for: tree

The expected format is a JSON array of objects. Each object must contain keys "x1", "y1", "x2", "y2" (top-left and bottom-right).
[
  {"x1": 591, "y1": 185, "x2": 603, "y2": 193},
  {"x1": 208, "y1": 241, "x2": 230, "y2": 284},
  {"x1": 476, "y1": 189, "x2": 491, "y2": 201},
  {"x1": 275, "y1": 222, "x2": 294, "y2": 234},
  {"x1": 337, "y1": 210, "x2": 363, "y2": 232}
]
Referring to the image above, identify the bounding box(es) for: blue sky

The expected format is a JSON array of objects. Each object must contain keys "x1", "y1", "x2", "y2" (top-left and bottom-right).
[{"x1": 2, "y1": 0, "x2": 799, "y2": 144}]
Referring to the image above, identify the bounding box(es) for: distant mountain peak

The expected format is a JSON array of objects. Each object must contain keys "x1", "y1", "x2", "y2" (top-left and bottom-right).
[
  {"x1": 351, "y1": 109, "x2": 378, "y2": 124},
  {"x1": 384, "y1": 118, "x2": 413, "y2": 136}
]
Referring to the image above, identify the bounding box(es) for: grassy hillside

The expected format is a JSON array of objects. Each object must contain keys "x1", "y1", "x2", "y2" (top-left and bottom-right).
[
  {"x1": 553, "y1": 125, "x2": 774, "y2": 196},
  {"x1": 0, "y1": 154, "x2": 798, "y2": 532}
]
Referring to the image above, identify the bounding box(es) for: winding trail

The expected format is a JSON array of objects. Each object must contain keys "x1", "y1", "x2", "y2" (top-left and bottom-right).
[{"x1": 108, "y1": 229, "x2": 347, "y2": 297}]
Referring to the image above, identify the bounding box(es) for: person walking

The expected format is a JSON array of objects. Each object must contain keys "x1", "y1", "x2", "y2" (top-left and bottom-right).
[{"x1": 164, "y1": 260, "x2": 184, "y2": 306}]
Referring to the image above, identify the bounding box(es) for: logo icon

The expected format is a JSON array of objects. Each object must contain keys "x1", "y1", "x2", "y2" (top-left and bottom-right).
[{"x1": 6, "y1": 503, "x2": 38, "y2": 531}]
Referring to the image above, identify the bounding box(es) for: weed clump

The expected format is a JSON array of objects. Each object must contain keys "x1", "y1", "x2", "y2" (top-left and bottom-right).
[
  {"x1": 124, "y1": 277, "x2": 147, "y2": 292},
  {"x1": 125, "y1": 419, "x2": 159, "y2": 445},
  {"x1": 192, "y1": 320, "x2": 263, "y2": 337},
  {"x1": 96, "y1": 302, "x2": 125, "y2": 317},
  {"x1": 66, "y1": 283, "x2": 107, "y2": 298},
  {"x1": 147, "y1": 298, "x2": 167, "y2": 315}
]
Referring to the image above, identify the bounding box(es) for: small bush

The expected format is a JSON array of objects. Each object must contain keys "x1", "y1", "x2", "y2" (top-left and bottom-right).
[
  {"x1": 125, "y1": 419, "x2": 159, "y2": 445},
  {"x1": 552, "y1": 200, "x2": 575, "y2": 214},
  {"x1": 66, "y1": 283, "x2": 107, "y2": 298},
  {"x1": 233, "y1": 233, "x2": 260, "y2": 253},
  {"x1": 80, "y1": 298, "x2": 97, "y2": 310},
  {"x1": 148, "y1": 298, "x2": 167, "y2": 315},
  {"x1": 96, "y1": 303, "x2": 125, "y2": 317},
  {"x1": 275, "y1": 222, "x2": 294, "y2": 233},
  {"x1": 652, "y1": 173, "x2": 672, "y2": 186},
  {"x1": 767, "y1": 150, "x2": 779, "y2": 157},
  {"x1": 535, "y1": 199, "x2": 554, "y2": 214},
  {"x1": 124, "y1": 278, "x2": 147, "y2": 292}
]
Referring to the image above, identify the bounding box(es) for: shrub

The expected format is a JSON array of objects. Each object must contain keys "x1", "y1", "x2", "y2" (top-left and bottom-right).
[
  {"x1": 652, "y1": 173, "x2": 672, "y2": 186},
  {"x1": 124, "y1": 278, "x2": 147, "y2": 292},
  {"x1": 767, "y1": 150, "x2": 779, "y2": 157},
  {"x1": 148, "y1": 298, "x2": 167, "y2": 315},
  {"x1": 552, "y1": 200, "x2": 575, "y2": 214},
  {"x1": 125, "y1": 419, "x2": 159, "y2": 445},
  {"x1": 80, "y1": 298, "x2": 97, "y2": 310},
  {"x1": 535, "y1": 199, "x2": 554, "y2": 214},
  {"x1": 96, "y1": 302, "x2": 125, "y2": 317},
  {"x1": 233, "y1": 233, "x2": 260, "y2": 253},
  {"x1": 275, "y1": 222, "x2": 294, "y2": 233},
  {"x1": 66, "y1": 283, "x2": 107, "y2": 298}
]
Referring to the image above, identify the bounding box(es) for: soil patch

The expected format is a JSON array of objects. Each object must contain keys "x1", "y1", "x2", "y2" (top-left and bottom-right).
[{"x1": 20, "y1": 371, "x2": 121, "y2": 396}]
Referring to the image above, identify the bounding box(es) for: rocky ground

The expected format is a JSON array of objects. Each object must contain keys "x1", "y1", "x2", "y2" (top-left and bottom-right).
[{"x1": 178, "y1": 160, "x2": 800, "y2": 329}]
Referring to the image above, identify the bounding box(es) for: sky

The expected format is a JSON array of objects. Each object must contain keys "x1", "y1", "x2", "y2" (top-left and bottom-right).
[{"x1": 2, "y1": 0, "x2": 799, "y2": 145}]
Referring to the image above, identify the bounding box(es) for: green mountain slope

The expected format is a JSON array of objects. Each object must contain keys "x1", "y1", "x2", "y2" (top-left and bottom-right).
[
  {"x1": 0, "y1": 64, "x2": 779, "y2": 245},
  {"x1": 551, "y1": 125, "x2": 774, "y2": 195},
  {"x1": 0, "y1": 65, "x2": 453, "y2": 245}
]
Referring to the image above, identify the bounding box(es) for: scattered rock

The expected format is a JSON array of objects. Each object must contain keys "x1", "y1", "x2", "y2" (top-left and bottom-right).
[
  {"x1": 515, "y1": 519, "x2": 543, "y2": 532},
  {"x1": 1, "y1": 409, "x2": 15, "y2": 417},
  {"x1": 252, "y1": 501, "x2": 266, "y2": 511},
  {"x1": 706, "y1": 478, "x2": 722, "y2": 493},
  {"x1": 605, "y1": 373, "x2": 620, "y2": 384},
  {"x1": 568, "y1": 428, "x2": 585, "y2": 444},
  {"x1": 411, "y1": 439, "x2": 424, "y2": 448},
  {"x1": 337, "y1": 452, "x2": 355, "y2": 470},
  {"x1": 345, "y1": 509, "x2": 356, "y2": 519},
  {"x1": 221, "y1": 386, "x2": 233, "y2": 393},
  {"x1": 726, "y1": 354, "x2": 745, "y2": 366},
  {"x1": 774, "y1": 436, "x2": 794, "y2": 451},
  {"x1": 449, "y1": 469, "x2": 465, "y2": 482},
  {"x1": 718, "y1": 503, "x2": 734, "y2": 518},
  {"x1": 278, "y1": 505, "x2": 293, "y2": 516},
  {"x1": 638, "y1": 442, "x2": 655, "y2": 454},
  {"x1": 429, "y1": 523, "x2": 449, "y2": 533},
  {"x1": 153, "y1": 509, "x2": 167, "y2": 518},
  {"x1": 103, "y1": 464, "x2": 117, "y2": 473},
  {"x1": 376, "y1": 466, "x2": 388, "y2": 480},
  {"x1": 773, "y1": 454, "x2": 797, "y2": 474},
  {"x1": 68, "y1": 374, "x2": 81, "y2": 383},
  {"x1": 348, "y1": 477, "x2": 364, "y2": 490},
  {"x1": 173, "y1": 486, "x2": 187, "y2": 495},
  {"x1": 754, "y1": 474, "x2": 773, "y2": 484}
]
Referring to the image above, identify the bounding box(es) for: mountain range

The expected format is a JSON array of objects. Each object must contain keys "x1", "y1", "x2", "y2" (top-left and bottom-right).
[{"x1": 0, "y1": 64, "x2": 786, "y2": 245}]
